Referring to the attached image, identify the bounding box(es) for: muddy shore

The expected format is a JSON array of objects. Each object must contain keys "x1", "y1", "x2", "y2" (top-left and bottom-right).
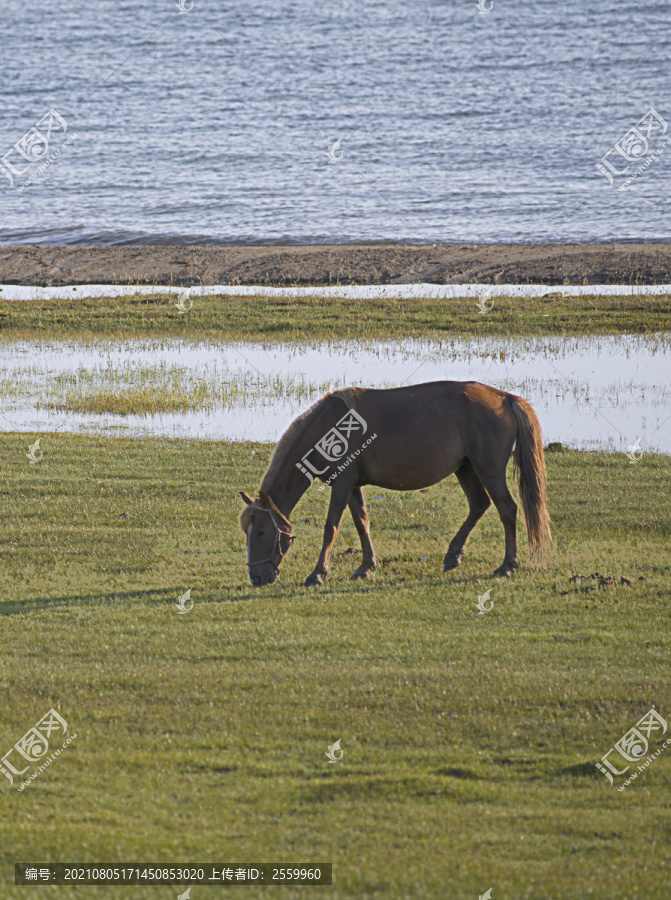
[{"x1": 1, "y1": 242, "x2": 670, "y2": 287}]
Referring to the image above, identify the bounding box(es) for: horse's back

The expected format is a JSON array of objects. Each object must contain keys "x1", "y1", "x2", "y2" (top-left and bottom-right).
[
  {"x1": 353, "y1": 380, "x2": 513, "y2": 430},
  {"x1": 348, "y1": 381, "x2": 516, "y2": 489}
]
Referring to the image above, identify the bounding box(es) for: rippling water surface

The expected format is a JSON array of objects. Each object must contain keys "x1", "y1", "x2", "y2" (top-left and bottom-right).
[{"x1": 1, "y1": 0, "x2": 670, "y2": 244}]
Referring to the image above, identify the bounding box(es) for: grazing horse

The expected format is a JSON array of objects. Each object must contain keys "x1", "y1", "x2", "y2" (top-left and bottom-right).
[{"x1": 239, "y1": 382, "x2": 551, "y2": 587}]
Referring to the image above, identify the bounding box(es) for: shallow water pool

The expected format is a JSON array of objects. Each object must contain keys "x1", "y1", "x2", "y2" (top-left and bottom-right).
[{"x1": 1, "y1": 334, "x2": 669, "y2": 453}]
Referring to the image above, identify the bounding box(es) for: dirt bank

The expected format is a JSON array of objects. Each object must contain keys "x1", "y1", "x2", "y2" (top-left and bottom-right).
[{"x1": 1, "y1": 242, "x2": 670, "y2": 287}]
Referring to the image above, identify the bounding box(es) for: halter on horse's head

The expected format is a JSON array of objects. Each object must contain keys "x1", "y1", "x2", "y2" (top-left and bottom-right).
[{"x1": 239, "y1": 490, "x2": 295, "y2": 585}]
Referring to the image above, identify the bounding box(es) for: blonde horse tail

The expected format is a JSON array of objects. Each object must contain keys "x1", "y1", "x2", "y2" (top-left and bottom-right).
[{"x1": 511, "y1": 397, "x2": 552, "y2": 563}]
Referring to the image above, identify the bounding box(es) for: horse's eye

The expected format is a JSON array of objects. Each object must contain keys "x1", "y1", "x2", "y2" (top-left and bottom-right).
[{"x1": 258, "y1": 530, "x2": 265, "y2": 536}]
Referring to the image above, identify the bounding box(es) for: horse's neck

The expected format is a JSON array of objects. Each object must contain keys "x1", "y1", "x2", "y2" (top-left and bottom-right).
[
  {"x1": 264, "y1": 465, "x2": 309, "y2": 519},
  {"x1": 264, "y1": 393, "x2": 347, "y2": 517}
]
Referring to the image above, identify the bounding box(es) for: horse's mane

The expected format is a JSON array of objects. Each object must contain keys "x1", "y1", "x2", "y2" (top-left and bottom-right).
[{"x1": 260, "y1": 387, "x2": 363, "y2": 493}]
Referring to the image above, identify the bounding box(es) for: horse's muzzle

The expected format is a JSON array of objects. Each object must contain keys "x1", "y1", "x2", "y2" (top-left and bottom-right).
[{"x1": 249, "y1": 565, "x2": 279, "y2": 587}]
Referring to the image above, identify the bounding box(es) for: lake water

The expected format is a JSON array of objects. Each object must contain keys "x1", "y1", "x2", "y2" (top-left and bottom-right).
[
  {"x1": 1, "y1": 0, "x2": 670, "y2": 245},
  {"x1": 2, "y1": 283, "x2": 671, "y2": 302},
  {"x1": 1, "y1": 335, "x2": 669, "y2": 453}
]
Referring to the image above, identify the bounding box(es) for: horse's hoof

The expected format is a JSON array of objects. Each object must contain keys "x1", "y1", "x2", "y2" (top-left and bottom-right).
[
  {"x1": 443, "y1": 556, "x2": 461, "y2": 572},
  {"x1": 304, "y1": 573, "x2": 324, "y2": 587},
  {"x1": 351, "y1": 567, "x2": 373, "y2": 580},
  {"x1": 493, "y1": 562, "x2": 519, "y2": 577}
]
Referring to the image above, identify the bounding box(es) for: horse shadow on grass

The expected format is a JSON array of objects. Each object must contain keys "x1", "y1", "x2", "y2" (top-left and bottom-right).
[
  {"x1": 0, "y1": 587, "x2": 192, "y2": 617},
  {"x1": 1, "y1": 570, "x2": 500, "y2": 615}
]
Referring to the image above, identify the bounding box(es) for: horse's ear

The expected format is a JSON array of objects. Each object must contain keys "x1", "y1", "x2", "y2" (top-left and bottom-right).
[
  {"x1": 258, "y1": 490, "x2": 270, "y2": 508},
  {"x1": 239, "y1": 491, "x2": 253, "y2": 506}
]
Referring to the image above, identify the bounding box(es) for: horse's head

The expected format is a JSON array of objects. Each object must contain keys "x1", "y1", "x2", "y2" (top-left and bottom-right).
[{"x1": 239, "y1": 490, "x2": 295, "y2": 586}]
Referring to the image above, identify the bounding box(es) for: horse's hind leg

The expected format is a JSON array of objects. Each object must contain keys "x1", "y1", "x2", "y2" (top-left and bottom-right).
[
  {"x1": 348, "y1": 487, "x2": 377, "y2": 579},
  {"x1": 474, "y1": 469, "x2": 519, "y2": 577},
  {"x1": 443, "y1": 461, "x2": 492, "y2": 572}
]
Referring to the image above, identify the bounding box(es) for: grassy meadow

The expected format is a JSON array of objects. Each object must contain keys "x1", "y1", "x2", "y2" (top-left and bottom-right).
[
  {"x1": 1, "y1": 289, "x2": 671, "y2": 341},
  {"x1": 1, "y1": 292, "x2": 670, "y2": 898},
  {"x1": 1, "y1": 430, "x2": 670, "y2": 899}
]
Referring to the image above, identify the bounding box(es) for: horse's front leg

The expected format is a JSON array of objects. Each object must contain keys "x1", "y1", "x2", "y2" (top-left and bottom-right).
[
  {"x1": 304, "y1": 486, "x2": 351, "y2": 587},
  {"x1": 348, "y1": 486, "x2": 377, "y2": 579}
]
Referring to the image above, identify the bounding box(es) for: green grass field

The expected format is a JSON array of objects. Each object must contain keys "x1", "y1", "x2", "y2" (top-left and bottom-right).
[
  {"x1": 1, "y1": 431, "x2": 670, "y2": 898},
  {"x1": 1, "y1": 290, "x2": 671, "y2": 341}
]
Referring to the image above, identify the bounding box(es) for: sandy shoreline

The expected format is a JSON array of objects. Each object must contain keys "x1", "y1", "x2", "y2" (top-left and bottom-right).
[{"x1": 1, "y1": 242, "x2": 671, "y2": 287}]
